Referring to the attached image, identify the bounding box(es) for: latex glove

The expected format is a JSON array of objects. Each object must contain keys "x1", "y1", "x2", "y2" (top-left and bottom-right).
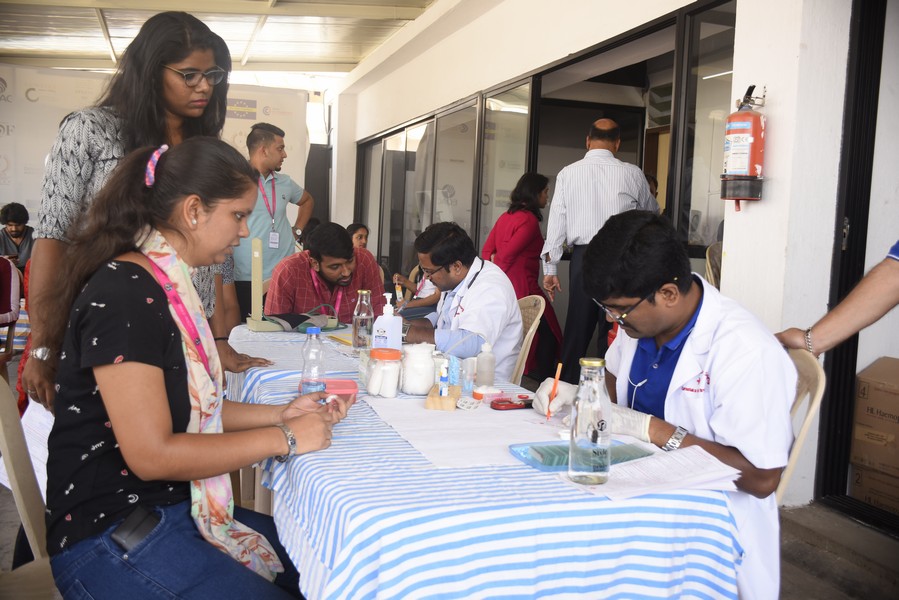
[
  {"x1": 533, "y1": 377, "x2": 578, "y2": 417},
  {"x1": 611, "y1": 404, "x2": 652, "y2": 443}
]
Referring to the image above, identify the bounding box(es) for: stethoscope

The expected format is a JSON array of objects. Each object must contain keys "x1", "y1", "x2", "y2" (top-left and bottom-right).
[{"x1": 438, "y1": 259, "x2": 484, "y2": 328}]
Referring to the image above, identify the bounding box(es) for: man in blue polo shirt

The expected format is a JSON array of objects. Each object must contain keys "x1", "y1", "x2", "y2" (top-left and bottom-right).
[
  {"x1": 778, "y1": 239, "x2": 899, "y2": 355},
  {"x1": 233, "y1": 122, "x2": 314, "y2": 318},
  {"x1": 534, "y1": 211, "x2": 795, "y2": 600}
]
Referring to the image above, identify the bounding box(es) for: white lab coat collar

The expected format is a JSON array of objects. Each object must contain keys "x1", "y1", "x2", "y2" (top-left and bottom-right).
[{"x1": 664, "y1": 275, "x2": 720, "y2": 400}]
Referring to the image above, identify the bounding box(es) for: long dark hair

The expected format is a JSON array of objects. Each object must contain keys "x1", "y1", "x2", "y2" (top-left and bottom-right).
[
  {"x1": 43, "y1": 137, "x2": 255, "y2": 356},
  {"x1": 97, "y1": 12, "x2": 231, "y2": 150},
  {"x1": 508, "y1": 172, "x2": 548, "y2": 221}
]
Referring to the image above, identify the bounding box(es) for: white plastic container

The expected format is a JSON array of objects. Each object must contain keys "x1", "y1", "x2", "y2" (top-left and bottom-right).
[
  {"x1": 402, "y1": 343, "x2": 436, "y2": 395},
  {"x1": 367, "y1": 348, "x2": 402, "y2": 398},
  {"x1": 475, "y1": 342, "x2": 495, "y2": 387}
]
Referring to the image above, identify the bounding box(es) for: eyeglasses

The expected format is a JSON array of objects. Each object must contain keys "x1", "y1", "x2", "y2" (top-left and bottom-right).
[
  {"x1": 162, "y1": 65, "x2": 226, "y2": 87},
  {"x1": 594, "y1": 290, "x2": 656, "y2": 326},
  {"x1": 419, "y1": 264, "x2": 448, "y2": 278}
]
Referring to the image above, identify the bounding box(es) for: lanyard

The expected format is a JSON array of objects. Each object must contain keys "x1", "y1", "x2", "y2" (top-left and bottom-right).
[
  {"x1": 309, "y1": 268, "x2": 343, "y2": 317},
  {"x1": 415, "y1": 275, "x2": 428, "y2": 297},
  {"x1": 146, "y1": 258, "x2": 214, "y2": 380},
  {"x1": 258, "y1": 176, "x2": 277, "y2": 230}
]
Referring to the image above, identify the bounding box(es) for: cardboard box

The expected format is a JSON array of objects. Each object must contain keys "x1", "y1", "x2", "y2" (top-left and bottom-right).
[
  {"x1": 848, "y1": 463, "x2": 899, "y2": 516},
  {"x1": 849, "y1": 357, "x2": 899, "y2": 478}
]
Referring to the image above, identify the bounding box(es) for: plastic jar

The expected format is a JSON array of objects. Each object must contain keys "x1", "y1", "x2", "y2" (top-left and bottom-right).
[
  {"x1": 367, "y1": 348, "x2": 402, "y2": 398},
  {"x1": 401, "y1": 343, "x2": 436, "y2": 395}
]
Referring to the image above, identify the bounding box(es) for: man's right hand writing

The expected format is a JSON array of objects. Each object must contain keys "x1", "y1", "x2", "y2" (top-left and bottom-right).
[{"x1": 543, "y1": 275, "x2": 561, "y2": 302}]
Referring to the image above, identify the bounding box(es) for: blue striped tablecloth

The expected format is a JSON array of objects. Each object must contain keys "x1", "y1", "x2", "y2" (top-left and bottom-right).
[{"x1": 247, "y1": 381, "x2": 742, "y2": 599}]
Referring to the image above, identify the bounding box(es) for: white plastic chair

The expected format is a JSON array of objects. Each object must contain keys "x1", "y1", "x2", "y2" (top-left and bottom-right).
[
  {"x1": 509, "y1": 295, "x2": 545, "y2": 386},
  {"x1": 776, "y1": 348, "x2": 826, "y2": 503},
  {"x1": 0, "y1": 380, "x2": 60, "y2": 597}
]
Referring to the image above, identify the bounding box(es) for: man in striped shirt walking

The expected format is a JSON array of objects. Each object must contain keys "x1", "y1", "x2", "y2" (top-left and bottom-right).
[{"x1": 541, "y1": 119, "x2": 658, "y2": 384}]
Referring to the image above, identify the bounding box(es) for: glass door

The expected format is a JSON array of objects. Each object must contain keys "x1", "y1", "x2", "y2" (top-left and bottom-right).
[
  {"x1": 478, "y1": 83, "x2": 531, "y2": 247},
  {"x1": 434, "y1": 104, "x2": 478, "y2": 231}
]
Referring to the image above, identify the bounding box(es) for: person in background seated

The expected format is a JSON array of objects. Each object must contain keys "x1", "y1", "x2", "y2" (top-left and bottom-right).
[
  {"x1": 0, "y1": 202, "x2": 34, "y2": 270},
  {"x1": 777, "y1": 239, "x2": 899, "y2": 356},
  {"x1": 392, "y1": 268, "x2": 440, "y2": 320},
  {"x1": 405, "y1": 222, "x2": 522, "y2": 382},
  {"x1": 42, "y1": 138, "x2": 350, "y2": 598},
  {"x1": 481, "y1": 173, "x2": 562, "y2": 380},
  {"x1": 346, "y1": 223, "x2": 369, "y2": 249},
  {"x1": 265, "y1": 222, "x2": 386, "y2": 322},
  {"x1": 533, "y1": 210, "x2": 794, "y2": 600}
]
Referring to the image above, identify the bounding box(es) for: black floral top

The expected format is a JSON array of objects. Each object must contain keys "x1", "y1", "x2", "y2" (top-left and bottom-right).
[{"x1": 46, "y1": 261, "x2": 191, "y2": 555}]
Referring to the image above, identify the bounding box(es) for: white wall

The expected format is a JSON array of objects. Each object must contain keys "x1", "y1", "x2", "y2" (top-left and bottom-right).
[
  {"x1": 858, "y1": 0, "x2": 899, "y2": 370},
  {"x1": 0, "y1": 64, "x2": 307, "y2": 222}
]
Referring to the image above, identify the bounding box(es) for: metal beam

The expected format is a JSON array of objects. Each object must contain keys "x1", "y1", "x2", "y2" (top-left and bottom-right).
[
  {"x1": 0, "y1": 0, "x2": 424, "y2": 21},
  {"x1": 94, "y1": 8, "x2": 117, "y2": 64},
  {"x1": 0, "y1": 56, "x2": 356, "y2": 72}
]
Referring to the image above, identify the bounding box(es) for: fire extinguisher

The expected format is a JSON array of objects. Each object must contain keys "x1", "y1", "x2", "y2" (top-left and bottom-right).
[{"x1": 721, "y1": 85, "x2": 766, "y2": 211}]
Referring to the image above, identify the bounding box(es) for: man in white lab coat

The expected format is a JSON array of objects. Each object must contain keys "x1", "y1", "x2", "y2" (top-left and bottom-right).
[
  {"x1": 404, "y1": 222, "x2": 522, "y2": 382},
  {"x1": 537, "y1": 210, "x2": 795, "y2": 600}
]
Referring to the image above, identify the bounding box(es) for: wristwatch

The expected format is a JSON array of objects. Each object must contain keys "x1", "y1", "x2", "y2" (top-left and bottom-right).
[
  {"x1": 662, "y1": 426, "x2": 688, "y2": 452},
  {"x1": 274, "y1": 423, "x2": 297, "y2": 462},
  {"x1": 30, "y1": 346, "x2": 52, "y2": 361},
  {"x1": 294, "y1": 227, "x2": 302, "y2": 237}
]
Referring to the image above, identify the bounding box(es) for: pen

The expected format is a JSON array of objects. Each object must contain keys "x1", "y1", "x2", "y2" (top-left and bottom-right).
[{"x1": 548, "y1": 362, "x2": 562, "y2": 421}]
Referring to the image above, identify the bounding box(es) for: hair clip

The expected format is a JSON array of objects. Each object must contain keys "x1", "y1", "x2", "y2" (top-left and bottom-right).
[{"x1": 144, "y1": 144, "x2": 170, "y2": 187}]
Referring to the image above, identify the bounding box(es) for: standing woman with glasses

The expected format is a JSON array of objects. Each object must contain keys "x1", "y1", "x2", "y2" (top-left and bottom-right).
[{"x1": 22, "y1": 11, "x2": 265, "y2": 413}]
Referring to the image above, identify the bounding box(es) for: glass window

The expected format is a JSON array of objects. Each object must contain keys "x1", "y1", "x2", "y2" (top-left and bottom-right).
[
  {"x1": 360, "y1": 141, "x2": 383, "y2": 257},
  {"x1": 402, "y1": 122, "x2": 436, "y2": 276},
  {"x1": 479, "y1": 83, "x2": 530, "y2": 247},
  {"x1": 434, "y1": 105, "x2": 478, "y2": 234},
  {"x1": 678, "y1": 0, "x2": 735, "y2": 248},
  {"x1": 379, "y1": 131, "x2": 407, "y2": 278}
]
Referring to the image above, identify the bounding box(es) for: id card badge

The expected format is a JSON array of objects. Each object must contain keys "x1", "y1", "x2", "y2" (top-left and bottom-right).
[{"x1": 268, "y1": 231, "x2": 280, "y2": 248}]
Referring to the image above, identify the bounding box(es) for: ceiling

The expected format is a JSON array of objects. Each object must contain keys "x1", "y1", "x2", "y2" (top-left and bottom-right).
[{"x1": 0, "y1": 0, "x2": 436, "y2": 91}]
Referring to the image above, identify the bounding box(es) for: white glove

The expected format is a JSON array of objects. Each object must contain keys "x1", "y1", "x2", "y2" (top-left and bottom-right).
[
  {"x1": 533, "y1": 377, "x2": 578, "y2": 417},
  {"x1": 611, "y1": 404, "x2": 652, "y2": 443}
]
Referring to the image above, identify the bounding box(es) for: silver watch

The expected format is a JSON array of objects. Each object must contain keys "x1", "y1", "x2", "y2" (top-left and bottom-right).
[
  {"x1": 274, "y1": 423, "x2": 297, "y2": 462},
  {"x1": 662, "y1": 426, "x2": 688, "y2": 452},
  {"x1": 30, "y1": 346, "x2": 51, "y2": 361},
  {"x1": 294, "y1": 228, "x2": 302, "y2": 237}
]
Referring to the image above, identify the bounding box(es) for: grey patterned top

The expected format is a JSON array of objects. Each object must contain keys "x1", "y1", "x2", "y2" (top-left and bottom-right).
[{"x1": 37, "y1": 107, "x2": 217, "y2": 317}]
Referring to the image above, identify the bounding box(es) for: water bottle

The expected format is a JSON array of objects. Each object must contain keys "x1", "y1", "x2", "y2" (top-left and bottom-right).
[
  {"x1": 475, "y1": 342, "x2": 495, "y2": 387},
  {"x1": 300, "y1": 327, "x2": 327, "y2": 394},
  {"x1": 352, "y1": 290, "x2": 374, "y2": 350},
  {"x1": 568, "y1": 357, "x2": 611, "y2": 484}
]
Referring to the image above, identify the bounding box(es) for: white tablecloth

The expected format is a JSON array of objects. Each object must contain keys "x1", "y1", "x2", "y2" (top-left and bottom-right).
[{"x1": 244, "y1": 381, "x2": 742, "y2": 599}]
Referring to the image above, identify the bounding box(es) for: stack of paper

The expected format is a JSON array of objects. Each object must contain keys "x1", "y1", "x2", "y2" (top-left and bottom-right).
[{"x1": 569, "y1": 445, "x2": 740, "y2": 500}]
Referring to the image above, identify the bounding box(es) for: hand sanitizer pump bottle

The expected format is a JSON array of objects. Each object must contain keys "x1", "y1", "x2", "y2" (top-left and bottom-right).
[{"x1": 372, "y1": 293, "x2": 403, "y2": 350}]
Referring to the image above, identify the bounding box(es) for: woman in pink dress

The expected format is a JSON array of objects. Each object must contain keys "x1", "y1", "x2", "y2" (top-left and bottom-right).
[{"x1": 482, "y1": 173, "x2": 562, "y2": 380}]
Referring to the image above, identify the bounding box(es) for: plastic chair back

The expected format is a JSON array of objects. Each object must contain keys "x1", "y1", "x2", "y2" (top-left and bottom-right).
[
  {"x1": 510, "y1": 295, "x2": 545, "y2": 385},
  {"x1": 776, "y1": 348, "x2": 826, "y2": 503}
]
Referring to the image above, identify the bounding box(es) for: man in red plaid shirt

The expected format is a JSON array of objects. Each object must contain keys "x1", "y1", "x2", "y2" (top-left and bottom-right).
[{"x1": 265, "y1": 222, "x2": 386, "y2": 322}]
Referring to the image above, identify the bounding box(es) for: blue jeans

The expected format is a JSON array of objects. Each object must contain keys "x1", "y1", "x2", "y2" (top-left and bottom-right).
[{"x1": 50, "y1": 501, "x2": 301, "y2": 599}]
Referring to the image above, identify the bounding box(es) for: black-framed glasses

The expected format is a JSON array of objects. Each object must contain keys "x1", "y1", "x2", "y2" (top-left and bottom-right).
[
  {"x1": 419, "y1": 264, "x2": 448, "y2": 278},
  {"x1": 594, "y1": 290, "x2": 656, "y2": 326},
  {"x1": 163, "y1": 65, "x2": 226, "y2": 87}
]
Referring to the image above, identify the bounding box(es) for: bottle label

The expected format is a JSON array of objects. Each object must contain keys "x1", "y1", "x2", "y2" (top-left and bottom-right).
[{"x1": 301, "y1": 380, "x2": 326, "y2": 395}]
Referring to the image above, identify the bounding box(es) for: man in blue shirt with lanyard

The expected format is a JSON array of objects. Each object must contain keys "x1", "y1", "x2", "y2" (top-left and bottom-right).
[
  {"x1": 233, "y1": 122, "x2": 314, "y2": 318},
  {"x1": 536, "y1": 211, "x2": 795, "y2": 600}
]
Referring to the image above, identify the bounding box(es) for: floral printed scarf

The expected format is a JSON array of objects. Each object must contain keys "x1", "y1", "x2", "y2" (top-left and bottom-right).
[{"x1": 140, "y1": 229, "x2": 284, "y2": 580}]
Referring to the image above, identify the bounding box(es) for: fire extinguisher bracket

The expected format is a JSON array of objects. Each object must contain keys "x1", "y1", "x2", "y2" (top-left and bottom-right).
[{"x1": 720, "y1": 174, "x2": 763, "y2": 202}]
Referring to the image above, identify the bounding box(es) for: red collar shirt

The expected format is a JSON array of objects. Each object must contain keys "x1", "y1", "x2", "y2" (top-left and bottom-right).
[{"x1": 264, "y1": 247, "x2": 386, "y2": 322}]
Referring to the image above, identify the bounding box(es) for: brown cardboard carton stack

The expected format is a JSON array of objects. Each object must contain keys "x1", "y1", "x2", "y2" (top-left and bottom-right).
[{"x1": 848, "y1": 356, "x2": 899, "y2": 516}]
